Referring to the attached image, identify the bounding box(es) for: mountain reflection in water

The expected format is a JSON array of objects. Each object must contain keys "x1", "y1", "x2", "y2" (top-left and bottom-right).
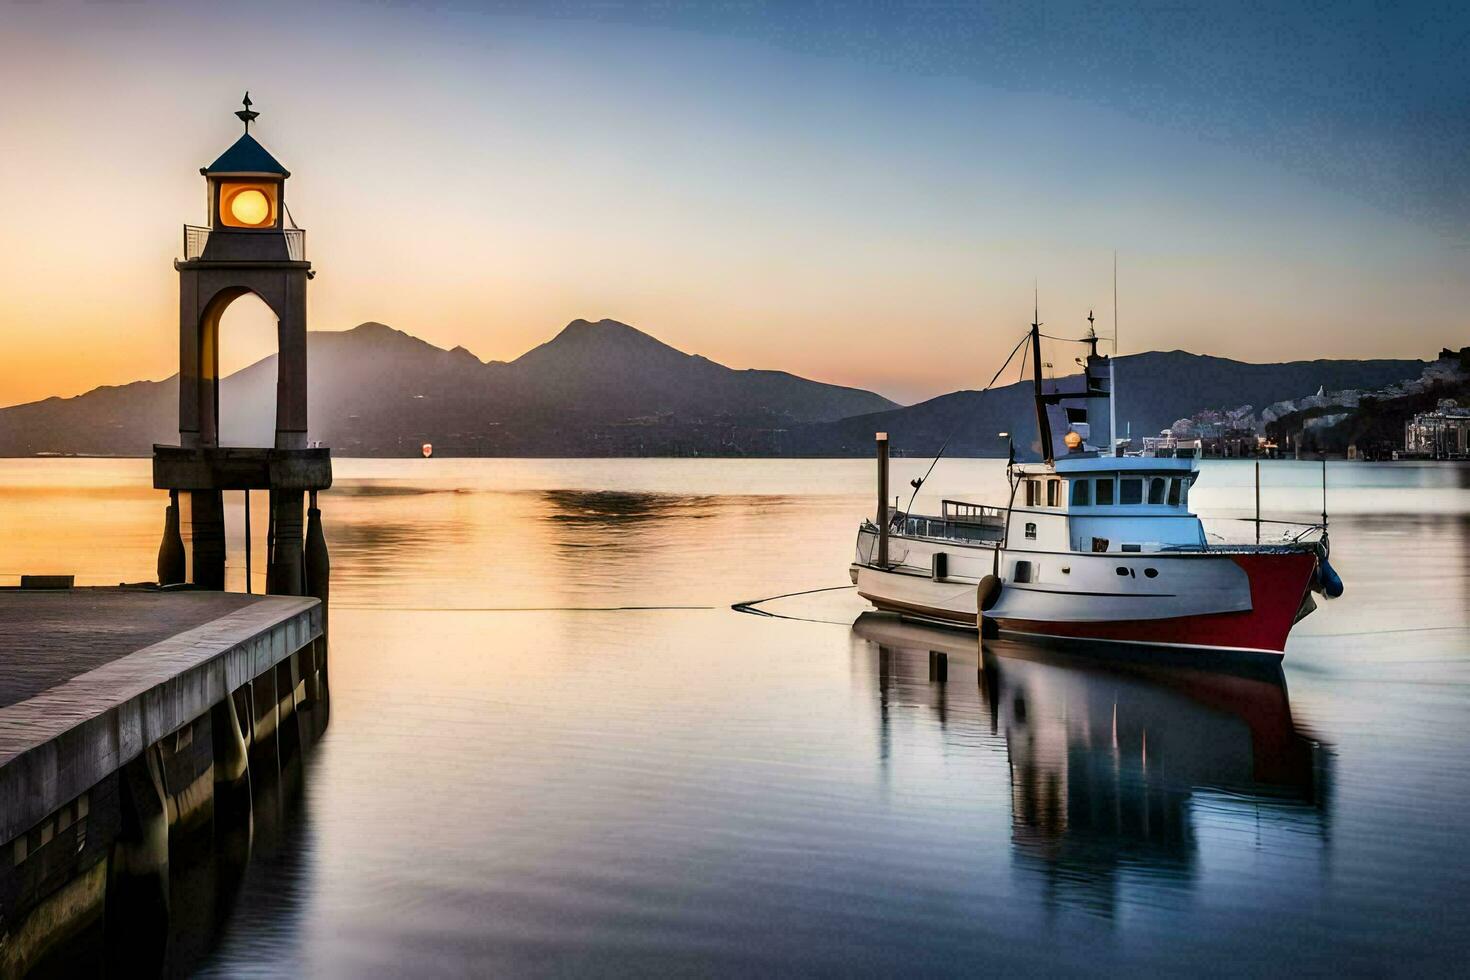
[{"x1": 852, "y1": 614, "x2": 1329, "y2": 917}]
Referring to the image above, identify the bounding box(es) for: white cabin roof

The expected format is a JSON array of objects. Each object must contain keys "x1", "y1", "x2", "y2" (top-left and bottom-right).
[{"x1": 1017, "y1": 455, "x2": 1199, "y2": 477}]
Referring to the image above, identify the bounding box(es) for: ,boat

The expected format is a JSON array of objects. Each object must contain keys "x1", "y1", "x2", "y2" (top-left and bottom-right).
[{"x1": 849, "y1": 312, "x2": 1344, "y2": 658}]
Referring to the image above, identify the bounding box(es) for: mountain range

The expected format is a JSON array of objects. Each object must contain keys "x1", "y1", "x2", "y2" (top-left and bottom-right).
[{"x1": 0, "y1": 318, "x2": 1429, "y2": 458}]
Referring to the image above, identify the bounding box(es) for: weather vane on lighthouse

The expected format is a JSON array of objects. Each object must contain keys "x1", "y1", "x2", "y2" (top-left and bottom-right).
[{"x1": 235, "y1": 91, "x2": 259, "y2": 134}]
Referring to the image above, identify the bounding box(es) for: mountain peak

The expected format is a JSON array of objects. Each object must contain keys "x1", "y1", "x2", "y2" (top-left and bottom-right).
[
  {"x1": 554, "y1": 317, "x2": 650, "y2": 342},
  {"x1": 517, "y1": 318, "x2": 691, "y2": 368},
  {"x1": 348, "y1": 321, "x2": 399, "y2": 335}
]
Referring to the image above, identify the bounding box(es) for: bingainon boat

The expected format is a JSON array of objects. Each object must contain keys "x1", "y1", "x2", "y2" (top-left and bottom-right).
[{"x1": 850, "y1": 315, "x2": 1343, "y2": 658}]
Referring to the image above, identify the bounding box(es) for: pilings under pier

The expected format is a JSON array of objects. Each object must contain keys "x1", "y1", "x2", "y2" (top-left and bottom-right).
[{"x1": 0, "y1": 589, "x2": 328, "y2": 976}]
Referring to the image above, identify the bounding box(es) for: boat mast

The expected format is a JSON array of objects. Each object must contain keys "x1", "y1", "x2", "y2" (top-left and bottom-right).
[
  {"x1": 1030, "y1": 291, "x2": 1054, "y2": 465},
  {"x1": 1110, "y1": 251, "x2": 1120, "y2": 457}
]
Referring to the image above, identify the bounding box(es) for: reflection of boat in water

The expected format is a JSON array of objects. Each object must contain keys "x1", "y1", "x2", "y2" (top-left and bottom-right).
[{"x1": 852, "y1": 613, "x2": 1331, "y2": 915}]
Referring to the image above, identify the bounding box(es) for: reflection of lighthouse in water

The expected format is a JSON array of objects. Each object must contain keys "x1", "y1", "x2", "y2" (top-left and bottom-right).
[{"x1": 853, "y1": 615, "x2": 1331, "y2": 917}]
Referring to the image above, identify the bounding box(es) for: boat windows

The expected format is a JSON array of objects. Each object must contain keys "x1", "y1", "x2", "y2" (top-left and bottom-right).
[
  {"x1": 1013, "y1": 560, "x2": 1033, "y2": 584},
  {"x1": 1120, "y1": 478, "x2": 1143, "y2": 504},
  {"x1": 1046, "y1": 480, "x2": 1061, "y2": 507},
  {"x1": 1024, "y1": 522, "x2": 1037, "y2": 540},
  {"x1": 1025, "y1": 480, "x2": 1041, "y2": 507},
  {"x1": 1167, "y1": 479, "x2": 1181, "y2": 506},
  {"x1": 1115, "y1": 566, "x2": 1130, "y2": 576},
  {"x1": 1148, "y1": 478, "x2": 1166, "y2": 505},
  {"x1": 1144, "y1": 567, "x2": 1159, "y2": 578},
  {"x1": 1121, "y1": 544, "x2": 1142, "y2": 552},
  {"x1": 1180, "y1": 480, "x2": 1190, "y2": 508},
  {"x1": 1095, "y1": 479, "x2": 1115, "y2": 505},
  {"x1": 1071, "y1": 479, "x2": 1090, "y2": 506}
]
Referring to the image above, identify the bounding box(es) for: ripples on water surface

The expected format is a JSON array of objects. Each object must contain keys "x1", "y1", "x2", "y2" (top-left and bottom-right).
[{"x1": 1, "y1": 458, "x2": 1467, "y2": 973}]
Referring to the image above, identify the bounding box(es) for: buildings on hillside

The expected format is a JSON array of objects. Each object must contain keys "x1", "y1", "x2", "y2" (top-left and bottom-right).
[{"x1": 1403, "y1": 401, "x2": 1470, "y2": 460}]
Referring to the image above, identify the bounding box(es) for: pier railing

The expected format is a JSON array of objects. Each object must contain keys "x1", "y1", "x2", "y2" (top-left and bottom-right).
[{"x1": 182, "y1": 225, "x2": 306, "y2": 262}]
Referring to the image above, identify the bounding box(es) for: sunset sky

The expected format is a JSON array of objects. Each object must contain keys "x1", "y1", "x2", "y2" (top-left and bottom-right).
[{"x1": 2, "y1": 1, "x2": 1467, "y2": 407}]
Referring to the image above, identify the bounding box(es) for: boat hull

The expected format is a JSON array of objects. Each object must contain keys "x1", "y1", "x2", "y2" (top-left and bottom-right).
[{"x1": 854, "y1": 550, "x2": 1318, "y2": 657}]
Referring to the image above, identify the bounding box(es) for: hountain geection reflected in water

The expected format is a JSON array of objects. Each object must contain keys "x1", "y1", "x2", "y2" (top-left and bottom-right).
[{"x1": 851, "y1": 613, "x2": 1330, "y2": 918}]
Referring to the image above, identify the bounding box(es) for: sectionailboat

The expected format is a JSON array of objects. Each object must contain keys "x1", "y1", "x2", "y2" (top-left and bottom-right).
[{"x1": 850, "y1": 315, "x2": 1343, "y2": 658}]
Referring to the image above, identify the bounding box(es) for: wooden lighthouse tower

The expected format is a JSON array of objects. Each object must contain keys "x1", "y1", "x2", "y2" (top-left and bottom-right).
[{"x1": 154, "y1": 95, "x2": 331, "y2": 600}]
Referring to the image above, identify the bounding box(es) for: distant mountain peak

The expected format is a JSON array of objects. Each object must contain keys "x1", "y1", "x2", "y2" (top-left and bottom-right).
[
  {"x1": 552, "y1": 317, "x2": 655, "y2": 342},
  {"x1": 347, "y1": 320, "x2": 398, "y2": 335},
  {"x1": 519, "y1": 318, "x2": 693, "y2": 369}
]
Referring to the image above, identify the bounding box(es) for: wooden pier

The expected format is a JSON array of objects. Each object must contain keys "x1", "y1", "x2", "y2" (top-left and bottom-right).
[{"x1": 0, "y1": 587, "x2": 326, "y2": 975}]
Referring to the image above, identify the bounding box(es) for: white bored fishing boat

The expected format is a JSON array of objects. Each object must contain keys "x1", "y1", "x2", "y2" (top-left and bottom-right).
[{"x1": 850, "y1": 313, "x2": 1343, "y2": 658}]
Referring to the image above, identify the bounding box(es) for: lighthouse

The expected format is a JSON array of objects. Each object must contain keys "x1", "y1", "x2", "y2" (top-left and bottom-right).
[{"x1": 153, "y1": 95, "x2": 331, "y2": 603}]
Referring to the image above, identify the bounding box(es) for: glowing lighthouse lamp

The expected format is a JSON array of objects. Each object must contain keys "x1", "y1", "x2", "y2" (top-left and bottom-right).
[{"x1": 206, "y1": 92, "x2": 287, "y2": 232}]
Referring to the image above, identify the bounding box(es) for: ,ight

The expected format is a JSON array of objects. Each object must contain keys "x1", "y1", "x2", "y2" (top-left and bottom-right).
[
  {"x1": 422, "y1": 443, "x2": 433, "y2": 458},
  {"x1": 229, "y1": 188, "x2": 270, "y2": 225},
  {"x1": 1064, "y1": 430, "x2": 1084, "y2": 450}
]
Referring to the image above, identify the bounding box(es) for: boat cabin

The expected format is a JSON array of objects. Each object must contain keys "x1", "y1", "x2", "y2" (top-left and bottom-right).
[{"x1": 1008, "y1": 456, "x2": 1205, "y2": 553}]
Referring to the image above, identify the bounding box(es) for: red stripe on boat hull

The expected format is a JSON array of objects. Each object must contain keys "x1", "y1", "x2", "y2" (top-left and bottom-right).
[{"x1": 996, "y1": 552, "x2": 1317, "y2": 654}]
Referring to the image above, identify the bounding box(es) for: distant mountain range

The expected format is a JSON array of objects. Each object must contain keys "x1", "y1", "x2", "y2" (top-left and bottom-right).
[
  {"x1": 0, "y1": 318, "x2": 1429, "y2": 458},
  {"x1": 0, "y1": 319, "x2": 896, "y2": 456},
  {"x1": 786, "y1": 350, "x2": 1433, "y2": 458}
]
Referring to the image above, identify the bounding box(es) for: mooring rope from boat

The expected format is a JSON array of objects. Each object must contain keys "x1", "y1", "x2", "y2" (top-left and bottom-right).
[{"x1": 731, "y1": 583, "x2": 856, "y2": 625}]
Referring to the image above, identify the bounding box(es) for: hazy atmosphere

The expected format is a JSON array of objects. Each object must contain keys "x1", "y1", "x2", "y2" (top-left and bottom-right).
[{"x1": 3, "y1": 0, "x2": 1468, "y2": 407}]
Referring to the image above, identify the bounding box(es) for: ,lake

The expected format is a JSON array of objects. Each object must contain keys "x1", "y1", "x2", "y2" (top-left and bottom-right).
[{"x1": 2, "y1": 457, "x2": 1468, "y2": 974}]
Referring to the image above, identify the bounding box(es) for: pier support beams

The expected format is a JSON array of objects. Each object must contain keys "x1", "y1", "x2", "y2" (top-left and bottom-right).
[
  {"x1": 106, "y1": 750, "x2": 171, "y2": 972},
  {"x1": 267, "y1": 489, "x2": 305, "y2": 597},
  {"x1": 211, "y1": 692, "x2": 252, "y2": 843},
  {"x1": 189, "y1": 490, "x2": 227, "y2": 591}
]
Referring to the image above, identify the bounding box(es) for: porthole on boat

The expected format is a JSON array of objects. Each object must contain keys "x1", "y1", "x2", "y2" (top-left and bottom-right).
[
  {"x1": 1144, "y1": 568, "x2": 1159, "y2": 578},
  {"x1": 1115, "y1": 566, "x2": 1129, "y2": 576}
]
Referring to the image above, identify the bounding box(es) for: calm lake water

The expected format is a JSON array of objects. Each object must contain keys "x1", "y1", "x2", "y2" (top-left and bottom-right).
[{"x1": 2, "y1": 458, "x2": 1468, "y2": 974}]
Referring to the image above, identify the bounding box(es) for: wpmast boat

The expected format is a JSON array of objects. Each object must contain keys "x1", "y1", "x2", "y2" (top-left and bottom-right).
[{"x1": 850, "y1": 313, "x2": 1344, "y2": 658}]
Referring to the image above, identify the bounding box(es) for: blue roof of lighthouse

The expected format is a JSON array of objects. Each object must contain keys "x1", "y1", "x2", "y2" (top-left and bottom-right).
[{"x1": 203, "y1": 133, "x2": 290, "y2": 177}]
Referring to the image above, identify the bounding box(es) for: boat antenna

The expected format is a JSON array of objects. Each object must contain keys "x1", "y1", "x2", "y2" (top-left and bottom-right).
[
  {"x1": 1112, "y1": 252, "x2": 1119, "y2": 357},
  {"x1": 902, "y1": 329, "x2": 1031, "y2": 516},
  {"x1": 1110, "y1": 251, "x2": 1120, "y2": 457}
]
